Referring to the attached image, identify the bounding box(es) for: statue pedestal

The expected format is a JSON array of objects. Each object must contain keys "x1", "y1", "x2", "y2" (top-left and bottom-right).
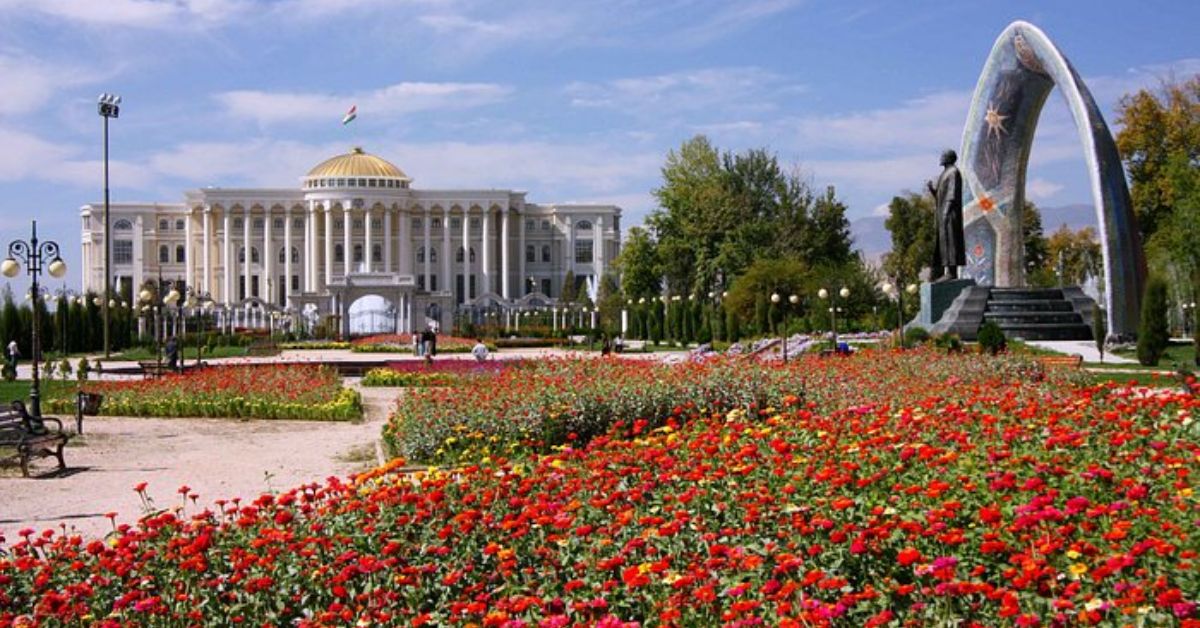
[
  {"x1": 908, "y1": 279, "x2": 990, "y2": 340},
  {"x1": 916, "y1": 279, "x2": 975, "y2": 327}
]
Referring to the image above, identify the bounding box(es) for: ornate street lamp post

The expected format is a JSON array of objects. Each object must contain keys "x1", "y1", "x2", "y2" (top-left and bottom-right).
[
  {"x1": 3, "y1": 221, "x2": 68, "y2": 417},
  {"x1": 819, "y1": 286, "x2": 851, "y2": 353},
  {"x1": 97, "y1": 93, "x2": 121, "y2": 359}
]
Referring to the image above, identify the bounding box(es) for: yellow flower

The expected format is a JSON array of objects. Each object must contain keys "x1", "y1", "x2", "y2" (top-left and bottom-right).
[
  {"x1": 1068, "y1": 563, "x2": 1088, "y2": 578},
  {"x1": 1066, "y1": 550, "x2": 1081, "y2": 560}
]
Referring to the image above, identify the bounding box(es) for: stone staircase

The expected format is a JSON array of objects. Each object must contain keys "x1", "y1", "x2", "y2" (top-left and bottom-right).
[{"x1": 983, "y1": 287, "x2": 1093, "y2": 341}]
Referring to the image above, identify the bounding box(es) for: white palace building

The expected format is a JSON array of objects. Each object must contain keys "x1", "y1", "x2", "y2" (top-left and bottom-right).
[{"x1": 80, "y1": 147, "x2": 622, "y2": 335}]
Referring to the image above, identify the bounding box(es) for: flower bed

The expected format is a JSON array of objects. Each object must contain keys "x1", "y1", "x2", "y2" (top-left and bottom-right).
[
  {"x1": 277, "y1": 340, "x2": 350, "y2": 351},
  {"x1": 3, "y1": 351, "x2": 1196, "y2": 626},
  {"x1": 362, "y1": 361, "x2": 520, "y2": 387},
  {"x1": 44, "y1": 364, "x2": 361, "y2": 420},
  {"x1": 361, "y1": 368, "x2": 458, "y2": 387},
  {"x1": 350, "y1": 333, "x2": 494, "y2": 354}
]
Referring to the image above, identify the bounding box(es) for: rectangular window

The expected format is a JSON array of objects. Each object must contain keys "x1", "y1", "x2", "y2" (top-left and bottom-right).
[
  {"x1": 251, "y1": 276, "x2": 259, "y2": 298},
  {"x1": 273, "y1": 218, "x2": 284, "y2": 230},
  {"x1": 525, "y1": 219, "x2": 534, "y2": 231},
  {"x1": 175, "y1": 219, "x2": 185, "y2": 230},
  {"x1": 470, "y1": 217, "x2": 480, "y2": 229},
  {"x1": 542, "y1": 246, "x2": 551, "y2": 263},
  {"x1": 451, "y1": 218, "x2": 461, "y2": 229},
  {"x1": 293, "y1": 218, "x2": 303, "y2": 229},
  {"x1": 417, "y1": 275, "x2": 425, "y2": 291},
  {"x1": 430, "y1": 275, "x2": 438, "y2": 291},
  {"x1": 358, "y1": 178, "x2": 366, "y2": 187},
  {"x1": 254, "y1": 218, "x2": 264, "y2": 230},
  {"x1": 412, "y1": 217, "x2": 422, "y2": 230},
  {"x1": 371, "y1": 219, "x2": 381, "y2": 229},
  {"x1": 114, "y1": 240, "x2": 133, "y2": 265},
  {"x1": 353, "y1": 219, "x2": 363, "y2": 230},
  {"x1": 348, "y1": 179, "x2": 357, "y2": 187},
  {"x1": 292, "y1": 275, "x2": 299, "y2": 291},
  {"x1": 541, "y1": 279, "x2": 552, "y2": 296},
  {"x1": 541, "y1": 220, "x2": 551, "y2": 231},
  {"x1": 575, "y1": 240, "x2": 594, "y2": 264},
  {"x1": 432, "y1": 218, "x2": 442, "y2": 229}
]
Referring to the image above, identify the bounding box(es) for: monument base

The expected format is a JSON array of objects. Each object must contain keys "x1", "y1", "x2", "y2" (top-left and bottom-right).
[{"x1": 907, "y1": 278, "x2": 989, "y2": 340}]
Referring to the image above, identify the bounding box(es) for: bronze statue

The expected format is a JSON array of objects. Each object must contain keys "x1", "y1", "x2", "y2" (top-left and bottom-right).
[{"x1": 927, "y1": 149, "x2": 965, "y2": 280}]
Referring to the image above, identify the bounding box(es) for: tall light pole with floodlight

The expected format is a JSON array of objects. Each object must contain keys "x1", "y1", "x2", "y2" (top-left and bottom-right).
[
  {"x1": 98, "y1": 93, "x2": 121, "y2": 359},
  {"x1": 3, "y1": 221, "x2": 68, "y2": 417}
]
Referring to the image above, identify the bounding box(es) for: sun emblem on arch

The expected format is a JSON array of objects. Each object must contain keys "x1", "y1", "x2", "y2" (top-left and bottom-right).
[{"x1": 985, "y1": 104, "x2": 1008, "y2": 140}]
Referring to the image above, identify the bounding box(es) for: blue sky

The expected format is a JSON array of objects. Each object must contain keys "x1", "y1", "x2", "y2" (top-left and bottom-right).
[{"x1": 0, "y1": 0, "x2": 1197, "y2": 294}]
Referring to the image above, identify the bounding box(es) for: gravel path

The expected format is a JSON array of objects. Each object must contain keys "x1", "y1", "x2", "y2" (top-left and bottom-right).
[{"x1": 0, "y1": 382, "x2": 399, "y2": 542}]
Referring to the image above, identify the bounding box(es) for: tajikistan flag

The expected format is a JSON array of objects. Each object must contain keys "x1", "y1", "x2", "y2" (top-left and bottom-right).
[{"x1": 342, "y1": 104, "x2": 357, "y2": 125}]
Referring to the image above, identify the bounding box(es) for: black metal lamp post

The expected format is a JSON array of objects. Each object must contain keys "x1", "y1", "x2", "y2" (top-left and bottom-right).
[
  {"x1": 819, "y1": 286, "x2": 850, "y2": 353},
  {"x1": 185, "y1": 288, "x2": 213, "y2": 367},
  {"x1": 97, "y1": 93, "x2": 121, "y2": 359},
  {"x1": 3, "y1": 221, "x2": 68, "y2": 417}
]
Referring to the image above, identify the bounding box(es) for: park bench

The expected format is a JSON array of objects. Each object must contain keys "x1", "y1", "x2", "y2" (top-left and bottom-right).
[
  {"x1": 247, "y1": 341, "x2": 278, "y2": 357},
  {"x1": 138, "y1": 360, "x2": 171, "y2": 378},
  {"x1": 623, "y1": 340, "x2": 647, "y2": 353},
  {"x1": 0, "y1": 400, "x2": 70, "y2": 477},
  {"x1": 1036, "y1": 354, "x2": 1083, "y2": 368}
]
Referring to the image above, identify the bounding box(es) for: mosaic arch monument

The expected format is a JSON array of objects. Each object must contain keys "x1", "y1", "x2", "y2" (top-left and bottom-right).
[{"x1": 958, "y1": 20, "x2": 1146, "y2": 338}]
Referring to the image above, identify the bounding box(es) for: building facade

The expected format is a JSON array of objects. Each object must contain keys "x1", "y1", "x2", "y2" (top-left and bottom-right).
[{"x1": 80, "y1": 148, "x2": 621, "y2": 334}]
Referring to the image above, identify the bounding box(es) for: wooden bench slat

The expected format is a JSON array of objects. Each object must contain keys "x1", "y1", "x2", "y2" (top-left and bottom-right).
[{"x1": 0, "y1": 401, "x2": 69, "y2": 476}]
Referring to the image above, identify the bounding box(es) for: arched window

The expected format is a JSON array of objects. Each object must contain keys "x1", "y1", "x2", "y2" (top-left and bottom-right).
[
  {"x1": 525, "y1": 245, "x2": 535, "y2": 263},
  {"x1": 417, "y1": 246, "x2": 425, "y2": 264},
  {"x1": 114, "y1": 219, "x2": 133, "y2": 231},
  {"x1": 176, "y1": 245, "x2": 185, "y2": 263},
  {"x1": 335, "y1": 244, "x2": 344, "y2": 263},
  {"x1": 291, "y1": 247, "x2": 299, "y2": 264},
  {"x1": 159, "y1": 219, "x2": 170, "y2": 231},
  {"x1": 353, "y1": 244, "x2": 363, "y2": 263},
  {"x1": 251, "y1": 247, "x2": 260, "y2": 264},
  {"x1": 371, "y1": 244, "x2": 382, "y2": 263},
  {"x1": 576, "y1": 220, "x2": 593, "y2": 231},
  {"x1": 159, "y1": 245, "x2": 170, "y2": 263},
  {"x1": 278, "y1": 247, "x2": 287, "y2": 264},
  {"x1": 542, "y1": 245, "x2": 551, "y2": 263}
]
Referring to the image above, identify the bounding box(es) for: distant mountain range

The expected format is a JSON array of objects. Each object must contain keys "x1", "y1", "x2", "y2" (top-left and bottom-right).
[{"x1": 852, "y1": 203, "x2": 1096, "y2": 262}]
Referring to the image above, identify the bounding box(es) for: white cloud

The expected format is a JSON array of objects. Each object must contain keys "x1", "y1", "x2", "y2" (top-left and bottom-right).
[
  {"x1": 0, "y1": 125, "x2": 151, "y2": 188},
  {"x1": 567, "y1": 67, "x2": 799, "y2": 119},
  {"x1": 1026, "y1": 177, "x2": 1063, "y2": 202},
  {"x1": 216, "y1": 82, "x2": 513, "y2": 125},
  {"x1": 670, "y1": 0, "x2": 804, "y2": 46},
  {"x1": 0, "y1": 0, "x2": 251, "y2": 28},
  {"x1": 0, "y1": 52, "x2": 104, "y2": 116},
  {"x1": 871, "y1": 202, "x2": 891, "y2": 217}
]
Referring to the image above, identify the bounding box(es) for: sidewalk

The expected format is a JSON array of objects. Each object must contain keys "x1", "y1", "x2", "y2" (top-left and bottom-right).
[{"x1": 1022, "y1": 340, "x2": 1137, "y2": 364}]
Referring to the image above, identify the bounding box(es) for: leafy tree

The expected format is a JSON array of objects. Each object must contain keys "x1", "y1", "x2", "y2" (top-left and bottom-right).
[
  {"x1": 1116, "y1": 76, "x2": 1200, "y2": 243},
  {"x1": 1137, "y1": 276, "x2": 1169, "y2": 366},
  {"x1": 649, "y1": 136, "x2": 726, "y2": 294},
  {"x1": 882, "y1": 192, "x2": 936, "y2": 292},
  {"x1": 802, "y1": 186, "x2": 854, "y2": 267},
  {"x1": 1021, "y1": 201, "x2": 1049, "y2": 283},
  {"x1": 560, "y1": 271, "x2": 577, "y2": 304},
  {"x1": 596, "y1": 272, "x2": 623, "y2": 337},
  {"x1": 614, "y1": 227, "x2": 660, "y2": 300},
  {"x1": 725, "y1": 258, "x2": 810, "y2": 336},
  {"x1": 1042, "y1": 226, "x2": 1102, "y2": 286},
  {"x1": 726, "y1": 305, "x2": 741, "y2": 342}
]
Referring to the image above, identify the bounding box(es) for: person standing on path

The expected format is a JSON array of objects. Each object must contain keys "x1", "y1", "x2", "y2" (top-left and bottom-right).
[
  {"x1": 471, "y1": 338, "x2": 489, "y2": 362},
  {"x1": 6, "y1": 339, "x2": 19, "y2": 371}
]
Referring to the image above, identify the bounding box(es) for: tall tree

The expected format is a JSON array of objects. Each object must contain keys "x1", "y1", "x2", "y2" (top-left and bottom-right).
[
  {"x1": 1115, "y1": 76, "x2": 1200, "y2": 243},
  {"x1": 882, "y1": 192, "x2": 936, "y2": 284},
  {"x1": 614, "y1": 227, "x2": 661, "y2": 300},
  {"x1": 802, "y1": 186, "x2": 853, "y2": 266},
  {"x1": 649, "y1": 136, "x2": 727, "y2": 294},
  {"x1": 560, "y1": 271, "x2": 577, "y2": 304}
]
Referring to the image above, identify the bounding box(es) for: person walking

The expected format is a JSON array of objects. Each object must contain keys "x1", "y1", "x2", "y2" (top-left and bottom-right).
[
  {"x1": 5, "y1": 339, "x2": 18, "y2": 379},
  {"x1": 165, "y1": 336, "x2": 180, "y2": 372}
]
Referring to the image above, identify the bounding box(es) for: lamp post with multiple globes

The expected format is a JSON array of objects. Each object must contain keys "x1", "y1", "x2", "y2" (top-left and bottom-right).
[
  {"x1": 3, "y1": 221, "x2": 68, "y2": 417},
  {"x1": 818, "y1": 286, "x2": 850, "y2": 353},
  {"x1": 882, "y1": 281, "x2": 919, "y2": 349}
]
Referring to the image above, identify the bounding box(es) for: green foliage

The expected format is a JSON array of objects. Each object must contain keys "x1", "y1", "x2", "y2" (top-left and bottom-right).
[
  {"x1": 904, "y1": 326, "x2": 931, "y2": 346},
  {"x1": 77, "y1": 357, "x2": 91, "y2": 382},
  {"x1": 1137, "y1": 277, "x2": 1170, "y2": 366},
  {"x1": 934, "y1": 333, "x2": 963, "y2": 353},
  {"x1": 1021, "y1": 201, "x2": 1049, "y2": 282},
  {"x1": 1093, "y1": 306, "x2": 1107, "y2": 363},
  {"x1": 614, "y1": 227, "x2": 660, "y2": 300},
  {"x1": 560, "y1": 270, "x2": 578, "y2": 304},
  {"x1": 977, "y1": 321, "x2": 1007, "y2": 355},
  {"x1": 726, "y1": 305, "x2": 741, "y2": 342},
  {"x1": 882, "y1": 193, "x2": 935, "y2": 287}
]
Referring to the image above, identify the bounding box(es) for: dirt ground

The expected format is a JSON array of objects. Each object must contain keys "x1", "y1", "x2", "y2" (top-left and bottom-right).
[{"x1": 0, "y1": 382, "x2": 399, "y2": 541}]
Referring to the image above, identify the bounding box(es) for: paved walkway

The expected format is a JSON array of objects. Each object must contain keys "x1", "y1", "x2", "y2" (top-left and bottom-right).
[
  {"x1": 0, "y1": 382, "x2": 396, "y2": 540},
  {"x1": 1023, "y1": 340, "x2": 1137, "y2": 364}
]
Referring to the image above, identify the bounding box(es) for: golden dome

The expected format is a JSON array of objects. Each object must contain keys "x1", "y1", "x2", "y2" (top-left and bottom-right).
[{"x1": 305, "y1": 147, "x2": 409, "y2": 180}]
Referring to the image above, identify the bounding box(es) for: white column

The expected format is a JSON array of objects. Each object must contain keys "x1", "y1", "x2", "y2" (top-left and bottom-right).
[
  {"x1": 263, "y1": 207, "x2": 273, "y2": 304},
  {"x1": 423, "y1": 208, "x2": 431, "y2": 289},
  {"x1": 343, "y1": 204, "x2": 352, "y2": 278},
  {"x1": 284, "y1": 206, "x2": 293, "y2": 305},
  {"x1": 132, "y1": 216, "x2": 144, "y2": 299},
  {"x1": 501, "y1": 209, "x2": 511, "y2": 299},
  {"x1": 481, "y1": 206, "x2": 492, "y2": 296},
  {"x1": 222, "y1": 210, "x2": 232, "y2": 304},
  {"x1": 364, "y1": 207, "x2": 374, "y2": 273},
  {"x1": 517, "y1": 212, "x2": 526, "y2": 296},
  {"x1": 324, "y1": 205, "x2": 334, "y2": 288},
  {"x1": 383, "y1": 207, "x2": 392, "y2": 274},
  {"x1": 304, "y1": 203, "x2": 314, "y2": 292},
  {"x1": 593, "y1": 215, "x2": 604, "y2": 281},
  {"x1": 399, "y1": 205, "x2": 411, "y2": 275},
  {"x1": 184, "y1": 208, "x2": 194, "y2": 290},
  {"x1": 202, "y1": 206, "x2": 212, "y2": 293},
  {"x1": 242, "y1": 208, "x2": 251, "y2": 301},
  {"x1": 441, "y1": 206, "x2": 451, "y2": 294},
  {"x1": 566, "y1": 215, "x2": 575, "y2": 275},
  {"x1": 462, "y1": 206, "x2": 472, "y2": 302}
]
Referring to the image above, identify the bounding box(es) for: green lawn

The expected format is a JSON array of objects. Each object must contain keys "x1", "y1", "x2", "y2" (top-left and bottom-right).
[
  {"x1": 1111, "y1": 340, "x2": 1197, "y2": 368},
  {"x1": 0, "y1": 379, "x2": 77, "y2": 407},
  {"x1": 108, "y1": 345, "x2": 252, "y2": 361}
]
